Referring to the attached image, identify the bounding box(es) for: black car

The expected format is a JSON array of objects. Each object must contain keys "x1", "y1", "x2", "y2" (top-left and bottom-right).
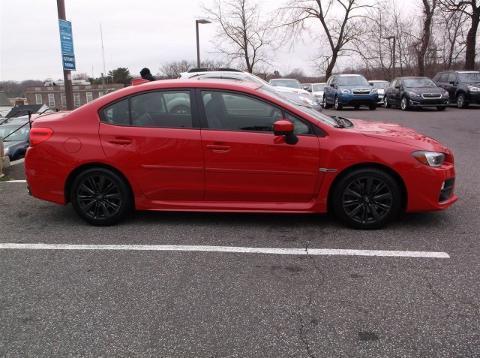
[
  {"x1": 0, "y1": 121, "x2": 30, "y2": 161},
  {"x1": 433, "y1": 71, "x2": 480, "y2": 108},
  {"x1": 384, "y1": 77, "x2": 449, "y2": 111}
]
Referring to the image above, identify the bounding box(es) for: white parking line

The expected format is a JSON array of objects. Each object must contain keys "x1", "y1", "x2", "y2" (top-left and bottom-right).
[
  {"x1": 9, "y1": 158, "x2": 25, "y2": 166},
  {"x1": 0, "y1": 180, "x2": 26, "y2": 183},
  {"x1": 0, "y1": 243, "x2": 450, "y2": 258}
]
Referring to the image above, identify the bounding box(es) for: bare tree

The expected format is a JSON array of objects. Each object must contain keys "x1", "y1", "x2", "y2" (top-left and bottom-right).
[
  {"x1": 416, "y1": 0, "x2": 438, "y2": 76},
  {"x1": 203, "y1": 0, "x2": 275, "y2": 73},
  {"x1": 159, "y1": 59, "x2": 227, "y2": 79},
  {"x1": 280, "y1": 0, "x2": 373, "y2": 78},
  {"x1": 440, "y1": 0, "x2": 479, "y2": 69},
  {"x1": 436, "y1": 6, "x2": 468, "y2": 69}
]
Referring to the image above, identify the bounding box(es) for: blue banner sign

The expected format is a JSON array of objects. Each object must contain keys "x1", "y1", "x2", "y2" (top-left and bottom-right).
[{"x1": 58, "y1": 19, "x2": 76, "y2": 70}]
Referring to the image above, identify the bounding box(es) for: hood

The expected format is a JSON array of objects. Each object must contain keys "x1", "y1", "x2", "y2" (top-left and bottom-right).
[
  {"x1": 348, "y1": 119, "x2": 450, "y2": 152},
  {"x1": 405, "y1": 86, "x2": 443, "y2": 93},
  {"x1": 3, "y1": 140, "x2": 24, "y2": 150}
]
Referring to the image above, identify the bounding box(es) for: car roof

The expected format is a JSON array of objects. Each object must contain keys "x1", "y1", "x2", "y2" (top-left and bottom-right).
[
  {"x1": 397, "y1": 76, "x2": 429, "y2": 80},
  {"x1": 270, "y1": 78, "x2": 299, "y2": 81},
  {"x1": 456, "y1": 71, "x2": 480, "y2": 73},
  {"x1": 335, "y1": 74, "x2": 362, "y2": 77},
  {"x1": 369, "y1": 80, "x2": 389, "y2": 82}
]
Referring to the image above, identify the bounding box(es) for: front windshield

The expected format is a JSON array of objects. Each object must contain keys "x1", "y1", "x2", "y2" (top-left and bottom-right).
[
  {"x1": 270, "y1": 79, "x2": 301, "y2": 89},
  {"x1": 312, "y1": 83, "x2": 326, "y2": 91},
  {"x1": 370, "y1": 81, "x2": 389, "y2": 89},
  {"x1": 260, "y1": 86, "x2": 337, "y2": 127},
  {"x1": 458, "y1": 72, "x2": 480, "y2": 82},
  {"x1": 0, "y1": 125, "x2": 29, "y2": 141},
  {"x1": 403, "y1": 78, "x2": 436, "y2": 88},
  {"x1": 337, "y1": 76, "x2": 369, "y2": 86}
]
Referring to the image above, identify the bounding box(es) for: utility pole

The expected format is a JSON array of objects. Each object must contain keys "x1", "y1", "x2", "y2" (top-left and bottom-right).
[
  {"x1": 56, "y1": 0, "x2": 74, "y2": 110},
  {"x1": 384, "y1": 36, "x2": 396, "y2": 79},
  {"x1": 195, "y1": 19, "x2": 211, "y2": 68}
]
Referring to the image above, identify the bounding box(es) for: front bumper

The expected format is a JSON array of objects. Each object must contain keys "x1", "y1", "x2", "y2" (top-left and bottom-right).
[
  {"x1": 338, "y1": 93, "x2": 378, "y2": 106},
  {"x1": 409, "y1": 97, "x2": 449, "y2": 107},
  {"x1": 466, "y1": 92, "x2": 480, "y2": 104},
  {"x1": 405, "y1": 163, "x2": 457, "y2": 212}
]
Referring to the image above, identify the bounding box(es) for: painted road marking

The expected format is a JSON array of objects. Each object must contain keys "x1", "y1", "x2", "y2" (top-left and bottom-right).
[
  {"x1": 0, "y1": 243, "x2": 450, "y2": 258},
  {"x1": 10, "y1": 158, "x2": 25, "y2": 166},
  {"x1": 0, "y1": 180, "x2": 26, "y2": 183}
]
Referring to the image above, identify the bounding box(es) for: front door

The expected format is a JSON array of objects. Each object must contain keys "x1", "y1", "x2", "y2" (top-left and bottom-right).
[
  {"x1": 99, "y1": 90, "x2": 204, "y2": 202},
  {"x1": 199, "y1": 90, "x2": 321, "y2": 205}
]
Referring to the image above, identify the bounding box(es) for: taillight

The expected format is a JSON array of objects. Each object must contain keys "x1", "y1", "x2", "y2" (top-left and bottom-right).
[{"x1": 30, "y1": 128, "x2": 53, "y2": 146}]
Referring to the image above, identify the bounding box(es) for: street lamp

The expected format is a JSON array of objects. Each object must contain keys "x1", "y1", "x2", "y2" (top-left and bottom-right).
[
  {"x1": 196, "y1": 19, "x2": 211, "y2": 68},
  {"x1": 383, "y1": 35, "x2": 396, "y2": 79}
]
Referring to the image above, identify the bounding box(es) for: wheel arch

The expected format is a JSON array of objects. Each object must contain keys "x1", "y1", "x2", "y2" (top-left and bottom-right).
[
  {"x1": 327, "y1": 162, "x2": 408, "y2": 212},
  {"x1": 64, "y1": 162, "x2": 135, "y2": 206}
]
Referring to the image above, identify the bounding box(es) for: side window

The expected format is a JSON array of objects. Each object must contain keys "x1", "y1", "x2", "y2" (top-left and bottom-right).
[
  {"x1": 101, "y1": 91, "x2": 193, "y2": 128},
  {"x1": 285, "y1": 113, "x2": 311, "y2": 135},
  {"x1": 438, "y1": 73, "x2": 448, "y2": 82},
  {"x1": 101, "y1": 99, "x2": 130, "y2": 125},
  {"x1": 447, "y1": 73, "x2": 456, "y2": 83},
  {"x1": 201, "y1": 91, "x2": 282, "y2": 132}
]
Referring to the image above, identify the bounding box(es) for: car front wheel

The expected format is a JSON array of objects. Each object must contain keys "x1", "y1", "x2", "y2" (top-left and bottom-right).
[
  {"x1": 400, "y1": 97, "x2": 410, "y2": 111},
  {"x1": 322, "y1": 96, "x2": 331, "y2": 109},
  {"x1": 71, "y1": 168, "x2": 132, "y2": 226},
  {"x1": 334, "y1": 96, "x2": 343, "y2": 110},
  {"x1": 332, "y1": 168, "x2": 402, "y2": 229},
  {"x1": 384, "y1": 97, "x2": 390, "y2": 108}
]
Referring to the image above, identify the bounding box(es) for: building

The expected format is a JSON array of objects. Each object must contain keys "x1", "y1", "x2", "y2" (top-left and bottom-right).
[
  {"x1": 0, "y1": 92, "x2": 13, "y2": 118},
  {"x1": 24, "y1": 83, "x2": 124, "y2": 110}
]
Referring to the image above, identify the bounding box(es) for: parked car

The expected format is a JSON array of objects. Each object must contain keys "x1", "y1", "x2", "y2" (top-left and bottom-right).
[
  {"x1": 25, "y1": 79, "x2": 456, "y2": 229},
  {"x1": 0, "y1": 121, "x2": 30, "y2": 160},
  {"x1": 369, "y1": 80, "x2": 389, "y2": 103},
  {"x1": 303, "y1": 83, "x2": 327, "y2": 101},
  {"x1": 384, "y1": 77, "x2": 449, "y2": 111},
  {"x1": 0, "y1": 138, "x2": 10, "y2": 176},
  {"x1": 433, "y1": 70, "x2": 480, "y2": 108},
  {"x1": 181, "y1": 70, "x2": 321, "y2": 111},
  {"x1": 323, "y1": 74, "x2": 378, "y2": 110}
]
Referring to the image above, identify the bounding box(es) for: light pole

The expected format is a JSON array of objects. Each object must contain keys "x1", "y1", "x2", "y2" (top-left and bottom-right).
[
  {"x1": 57, "y1": 0, "x2": 74, "y2": 110},
  {"x1": 384, "y1": 35, "x2": 396, "y2": 79},
  {"x1": 196, "y1": 19, "x2": 211, "y2": 68}
]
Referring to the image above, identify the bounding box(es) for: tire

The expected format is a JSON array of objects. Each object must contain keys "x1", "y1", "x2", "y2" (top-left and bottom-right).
[
  {"x1": 331, "y1": 168, "x2": 402, "y2": 229},
  {"x1": 322, "y1": 96, "x2": 331, "y2": 109},
  {"x1": 384, "y1": 97, "x2": 390, "y2": 108},
  {"x1": 400, "y1": 96, "x2": 410, "y2": 111},
  {"x1": 457, "y1": 93, "x2": 468, "y2": 108},
  {"x1": 71, "y1": 168, "x2": 132, "y2": 226},
  {"x1": 437, "y1": 106, "x2": 446, "y2": 111},
  {"x1": 369, "y1": 103, "x2": 377, "y2": 110},
  {"x1": 334, "y1": 96, "x2": 343, "y2": 110}
]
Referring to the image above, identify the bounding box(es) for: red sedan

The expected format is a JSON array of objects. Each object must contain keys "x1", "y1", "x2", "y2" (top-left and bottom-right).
[{"x1": 25, "y1": 80, "x2": 457, "y2": 229}]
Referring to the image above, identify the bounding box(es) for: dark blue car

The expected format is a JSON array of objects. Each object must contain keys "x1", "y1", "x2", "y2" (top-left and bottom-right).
[
  {"x1": 322, "y1": 74, "x2": 379, "y2": 110},
  {"x1": 0, "y1": 122, "x2": 30, "y2": 161}
]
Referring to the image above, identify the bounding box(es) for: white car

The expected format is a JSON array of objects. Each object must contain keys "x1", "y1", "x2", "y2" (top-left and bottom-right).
[
  {"x1": 304, "y1": 83, "x2": 327, "y2": 101},
  {"x1": 369, "y1": 80, "x2": 390, "y2": 103},
  {"x1": 180, "y1": 70, "x2": 322, "y2": 110}
]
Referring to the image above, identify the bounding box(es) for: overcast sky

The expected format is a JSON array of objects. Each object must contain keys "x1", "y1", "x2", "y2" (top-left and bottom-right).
[{"x1": 0, "y1": 0, "x2": 417, "y2": 81}]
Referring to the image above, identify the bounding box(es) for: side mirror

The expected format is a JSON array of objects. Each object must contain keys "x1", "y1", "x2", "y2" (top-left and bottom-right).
[
  {"x1": 449, "y1": 81, "x2": 455, "y2": 85},
  {"x1": 273, "y1": 120, "x2": 298, "y2": 145},
  {"x1": 330, "y1": 83, "x2": 335, "y2": 88}
]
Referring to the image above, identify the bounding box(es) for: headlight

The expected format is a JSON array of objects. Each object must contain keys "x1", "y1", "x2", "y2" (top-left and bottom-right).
[
  {"x1": 341, "y1": 89, "x2": 351, "y2": 94},
  {"x1": 408, "y1": 91, "x2": 421, "y2": 98},
  {"x1": 442, "y1": 91, "x2": 449, "y2": 97},
  {"x1": 412, "y1": 151, "x2": 445, "y2": 167},
  {"x1": 467, "y1": 85, "x2": 480, "y2": 92}
]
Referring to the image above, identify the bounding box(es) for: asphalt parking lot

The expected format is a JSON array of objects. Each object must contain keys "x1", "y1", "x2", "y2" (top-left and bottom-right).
[{"x1": 1, "y1": 107, "x2": 479, "y2": 357}]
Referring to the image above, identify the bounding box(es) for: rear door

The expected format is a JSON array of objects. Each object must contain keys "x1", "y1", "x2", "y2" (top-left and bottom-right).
[
  {"x1": 99, "y1": 90, "x2": 204, "y2": 202},
  {"x1": 198, "y1": 89, "x2": 321, "y2": 205}
]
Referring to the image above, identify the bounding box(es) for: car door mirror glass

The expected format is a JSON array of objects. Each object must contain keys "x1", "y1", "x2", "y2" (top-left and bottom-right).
[{"x1": 273, "y1": 120, "x2": 298, "y2": 145}]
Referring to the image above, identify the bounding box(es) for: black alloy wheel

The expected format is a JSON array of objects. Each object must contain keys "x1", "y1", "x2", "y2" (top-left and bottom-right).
[
  {"x1": 332, "y1": 169, "x2": 402, "y2": 229},
  {"x1": 71, "y1": 168, "x2": 132, "y2": 226},
  {"x1": 400, "y1": 96, "x2": 409, "y2": 111}
]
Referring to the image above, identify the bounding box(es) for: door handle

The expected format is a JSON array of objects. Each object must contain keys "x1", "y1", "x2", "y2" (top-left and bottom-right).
[
  {"x1": 108, "y1": 137, "x2": 133, "y2": 145},
  {"x1": 206, "y1": 144, "x2": 231, "y2": 152}
]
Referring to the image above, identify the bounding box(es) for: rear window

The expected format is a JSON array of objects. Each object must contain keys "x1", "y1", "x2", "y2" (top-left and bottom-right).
[{"x1": 101, "y1": 90, "x2": 193, "y2": 128}]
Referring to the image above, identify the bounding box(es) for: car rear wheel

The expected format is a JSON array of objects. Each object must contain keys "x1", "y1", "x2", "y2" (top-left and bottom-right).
[
  {"x1": 71, "y1": 168, "x2": 132, "y2": 226},
  {"x1": 400, "y1": 97, "x2": 410, "y2": 111},
  {"x1": 331, "y1": 168, "x2": 402, "y2": 229},
  {"x1": 457, "y1": 93, "x2": 468, "y2": 108},
  {"x1": 334, "y1": 96, "x2": 343, "y2": 110}
]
